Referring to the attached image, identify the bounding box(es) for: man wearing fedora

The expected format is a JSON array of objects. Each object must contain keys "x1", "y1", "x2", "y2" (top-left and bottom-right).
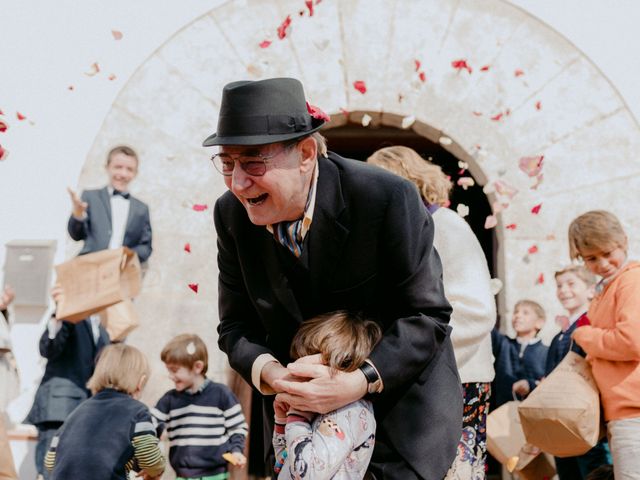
[{"x1": 207, "y1": 77, "x2": 462, "y2": 480}]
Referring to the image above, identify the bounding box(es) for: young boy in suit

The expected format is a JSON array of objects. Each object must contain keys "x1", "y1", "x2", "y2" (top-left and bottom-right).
[{"x1": 67, "y1": 145, "x2": 152, "y2": 263}]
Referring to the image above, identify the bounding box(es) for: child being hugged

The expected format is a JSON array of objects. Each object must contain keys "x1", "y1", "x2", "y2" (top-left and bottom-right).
[
  {"x1": 44, "y1": 344, "x2": 165, "y2": 480},
  {"x1": 569, "y1": 211, "x2": 640, "y2": 479},
  {"x1": 273, "y1": 311, "x2": 381, "y2": 480},
  {"x1": 152, "y1": 334, "x2": 248, "y2": 480}
]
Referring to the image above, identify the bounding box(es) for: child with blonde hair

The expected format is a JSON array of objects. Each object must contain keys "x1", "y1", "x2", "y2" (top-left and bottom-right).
[
  {"x1": 152, "y1": 334, "x2": 248, "y2": 480},
  {"x1": 44, "y1": 343, "x2": 165, "y2": 479},
  {"x1": 569, "y1": 210, "x2": 640, "y2": 479},
  {"x1": 272, "y1": 311, "x2": 381, "y2": 479}
]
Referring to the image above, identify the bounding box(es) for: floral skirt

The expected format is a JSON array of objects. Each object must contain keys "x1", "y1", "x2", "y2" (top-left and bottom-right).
[{"x1": 444, "y1": 382, "x2": 491, "y2": 480}]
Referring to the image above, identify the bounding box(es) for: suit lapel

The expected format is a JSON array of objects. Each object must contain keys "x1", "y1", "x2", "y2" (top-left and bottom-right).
[{"x1": 99, "y1": 187, "x2": 112, "y2": 228}]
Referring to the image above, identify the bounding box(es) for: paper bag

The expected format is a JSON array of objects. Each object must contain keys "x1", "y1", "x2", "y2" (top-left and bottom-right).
[
  {"x1": 55, "y1": 247, "x2": 141, "y2": 322},
  {"x1": 487, "y1": 401, "x2": 527, "y2": 465},
  {"x1": 518, "y1": 351, "x2": 600, "y2": 457},
  {"x1": 99, "y1": 299, "x2": 140, "y2": 342},
  {"x1": 513, "y1": 444, "x2": 556, "y2": 480}
]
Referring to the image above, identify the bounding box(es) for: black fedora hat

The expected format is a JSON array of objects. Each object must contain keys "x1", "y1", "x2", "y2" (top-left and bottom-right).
[{"x1": 202, "y1": 77, "x2": 327, "y2": 147}]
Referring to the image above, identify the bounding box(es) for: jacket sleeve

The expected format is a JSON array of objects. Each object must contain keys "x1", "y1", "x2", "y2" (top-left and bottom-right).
[
  {"x1": 368, "y1": 182, "x2": 452, "y2": 393},
  {"x1": 573, "y1": 269, "x2": 640, "y2": 361},
  {"x1": 67, "y1": 191, "x2": 90, "y2": 241},
  {"x1": 39, "y1": 321, "x2": 74, "y2": 360},
  {"x1": 131, "y1": 204, "x2": 152, "y2": 263}
]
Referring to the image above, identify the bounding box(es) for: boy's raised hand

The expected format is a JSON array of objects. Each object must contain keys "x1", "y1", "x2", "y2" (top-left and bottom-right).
[
  {"x1": 0, "y1": 285, "x2": 15, "y2": 310},
  {"x1": 67, "y1": 187, "x2": 88, "y2": 218},
  {"x1": 512, "y1": 379, "x2": 531, "y2": 397}
]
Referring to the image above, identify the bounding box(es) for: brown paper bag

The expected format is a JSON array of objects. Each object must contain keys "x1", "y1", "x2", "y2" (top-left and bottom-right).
[
  {"x1": 55, "y1": 247, "x2": 141, "y2": 322},
  {"x1": 518, "y1": 351, "x2": 600, "y2": 457},
  {"x1": 514, "y1": 444, "x2": 556, "y2": 480},
  {"x1": 99, "y1": 299, "x2": 140, "y2": 342}
]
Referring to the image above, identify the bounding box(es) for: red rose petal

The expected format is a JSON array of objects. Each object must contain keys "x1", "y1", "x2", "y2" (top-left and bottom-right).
[
  {"x1": 506, "y1": 223, "x2": 517, "y2": 230},
  {"x1": 528, "y1": 245, "x2": 539, "y2": 254},
  {"x1": 514, "y1": 69, "x2": 525, "y2": 77},
  {"x1": 306, "y1": 102, "x2": 330, "y2": 122},
  {"x1": 0, "y1": 144, "x2": 8, "y2": 161},
  {"x1": 305, "y1": 0, "x2": 314, "y2": 16},
  {"x1": 535, "y1": 273, "x2": 544, "y2": 285},
  {"x1": 16, "y1": 112, "x2": 26, "y2": 121},
  {"x1": 519, "y1": 155, "x2": 544, "y2": 177},
  {"x1": 480, "y1": 65, "x2": 490, "y2": 72},
  {"x1": 108, "y1": 73, "x2": 117, "y2": 81},
  {"x1": 535, "y1": 100, "x2": 542, "y2": 110},
  {"x1": 188, "y1": 283, "x2": 199, "y2": 293},
  {"x1": 490, "y1": 112, "x2": 503, "y2": 121},
  {"x1": 353, "y1": 80, "x2": 367, "y2": 94},
  {"x1": 192, "y1": 204, "x2": 208, "y2": 212},
  {"x1": 418, "y1": 71, "x2": 426, "y2": 82},
  {"x1": 414, "y1": 59, "x2": 421, "y2": 72},
  {"x1": 111, "y1": 30, "x2": 123, "y2": 40},
  {"x1": 531, "y1": 203, "x2": 542, "y2": 215},
  {"x1": 0, "y1": 120, "x2": 8, "y2": 133},
  {"x1": 277, "y1": 15, "x2": 292, "y2": 39},
  {"x1": 184, "y1": 243, "x2": 191, "y2": 253},
  {"x1": 451, "y1": 59, "x2": 472, "y2": 74},
  {"x1": 259, "y1": 40, "x2": 272, "y2": 48}
]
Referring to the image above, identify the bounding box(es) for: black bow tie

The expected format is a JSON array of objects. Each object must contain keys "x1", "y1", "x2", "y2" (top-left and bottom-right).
[{"x1": 112, "y1": 189, "x2": 130, "y2": 199}]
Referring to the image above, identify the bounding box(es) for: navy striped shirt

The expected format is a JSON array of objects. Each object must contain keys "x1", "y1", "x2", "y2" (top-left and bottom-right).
[{"x1": 152, "y1": 379, "x2": 247, "y2": 478}]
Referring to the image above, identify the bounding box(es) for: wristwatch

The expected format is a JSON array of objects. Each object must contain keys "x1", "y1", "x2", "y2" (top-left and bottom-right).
[{"x1": 359, "y1": 361, "x2": 383, "y2": 394}]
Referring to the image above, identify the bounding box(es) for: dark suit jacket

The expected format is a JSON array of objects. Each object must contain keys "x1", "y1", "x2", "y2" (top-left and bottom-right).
[
  {"x1": 26, "y1": 319, "x2": 110, "y2": 425},
  {"x1": 214, "y1": 152, "x2": 462, "y2": 480},
  {"x1": 67, "y1": 186, "x2": 152, "y2": 263}
]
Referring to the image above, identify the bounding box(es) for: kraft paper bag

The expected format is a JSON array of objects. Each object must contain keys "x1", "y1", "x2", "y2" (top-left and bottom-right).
[
  {"x1": 487, "y1": 401, "x2": 527, "y2": 465},
  {"x1": 518, "y1": 351, "x2": 600, "y2": 457},
  {"x1": 99, "y1": 299, "x2": 140, "y2": 342},
  {"x1": 55, "y1": 247, "x2": 141, "y2": 323},
  {"x1": 513, "y1": 444, "x2": 556, "y2": 480}
]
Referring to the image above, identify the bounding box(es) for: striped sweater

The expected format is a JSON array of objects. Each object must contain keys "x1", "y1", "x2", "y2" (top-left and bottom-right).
[{"x1": 152, "y1": 379, "x2": 248, "y2": 478}]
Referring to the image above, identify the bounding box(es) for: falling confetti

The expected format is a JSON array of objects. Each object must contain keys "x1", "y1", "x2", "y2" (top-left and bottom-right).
[
  {"x1": 418, "y1": 71, "x2": 426, "y2": 82},
  {"x1": 494, "y1": 180, "x2": 518, "y2": 199},
  {"x1": 456, "y1": 203, "x2": 470, "y2": 217},
  {"x1": 277, "y1": 15, "x2": 292, "y2": 39},
  {"x1": 528, "y1": 245, "x2": 539, "y2": 254},
  {"x1": 108, "y1": 73, "x2": 117, "y2": 81},
  {"x1": 305, "y1": 0, "x2": 314, "y2": 16},
  {"x1": 490, "y1": 112, "x2": 503, "y2": 121},
  {"x1": 361, "y1": 113, "x2": 372, "y2": 127},
  {"x1": 306, "y1": 102, "x2": 330, "y2": 122},
  {"x1": 451, "y1": 59, "x2": 472, "y2": 74},
  {"x1": 472, "y1": 111, "x2": 483, "y2": 116},
  {"x1": 0, "y1": 120, "x2": 8, "y2": 133},
  {"x1": 353, "y1": 80, "x2": 367, "y2": 94},
  {"x1": 68, "y1": 85, "x2": 75, "y2": 91},
  {"x1": 111, "y1": 30, "x2": 123, "y2": 40},
  {"x1": 519, "y1": 155, "x2": 544, "y2": 177},
  {"x1": 535, "y1": 273, "x2": 544, "y2": 285},
  {"x1": 0, "y1": 145, "x2": 8, "y2": 161},
  {"x1": 531, "y1": 173, "x2": 544, "y2": 190},
  {"x1": 184, "y1": 243, "x2": 191, "y2": 253},
  {"x1": 192, "y1": 204, "x2": 208, "y2": 212},
  {"x1": 188, "y1": 283, "x2": 199, "y2": 293},
  {"x1": 505, "y1": 223, "x2": 517, "y2": 230},
  {"x1": 531, "y1": 203, "x2": 542, "y2": 215},
  {"x1": 457, "y1": 177, "x2": 475, "y2": 190},
  {"x1": 401, "y1": 115, "x2": 415, "y2": 129},
  {"x1": 16, "y1": 112, "x2": 26, "y2": 121},
  {"x1": 480, "y1": 65, "x2": 490, "y2": 72},
  {"x1": 259, "y1": 40, "x2": 272, "y2": 48},
  {"x1": 414, "y1": 59, "x2": 421, "y2": 72},
  {"x1": 535, "y1": 101, "x2": 542, "y2": 110},
  {"x1": 484, "y1": 215, "x2": 498, "y2": 229},
  {"x1": 514, "y1": 69, "x2": 525, "y2": 77},
  {"x1": 492, "y1": 201, "x2": 509, "y2": 213},
  {"x1": 85, "y1": 62, "x2": 100, "y2": 77}
]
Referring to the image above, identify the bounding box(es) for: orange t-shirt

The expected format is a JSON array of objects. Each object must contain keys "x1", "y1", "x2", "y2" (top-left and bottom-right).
[{"x1": 573, "y1": 261, "x2": 640, "y2": 421}]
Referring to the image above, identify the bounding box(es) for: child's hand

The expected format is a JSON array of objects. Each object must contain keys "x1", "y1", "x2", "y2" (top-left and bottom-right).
[
  {"x1": 0, "y1": 285, "x2": 15, "y2": 310},
  {"x1": 224, "y1": 451, "x2": 247, "y2": 468},
  {"x1": 512, "y1": 379, "x2": 530, "y2": 397},
  {"x1": 67, "y1": 187, "x2": 88, "y2": 218},
  {"x1": 274, "y1": 395, "x2": 290, "y2": 421}
]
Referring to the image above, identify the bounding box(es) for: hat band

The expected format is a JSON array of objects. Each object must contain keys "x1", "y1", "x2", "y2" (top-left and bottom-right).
[{"x1": 217, "y1": 114, "x2": 313, "y2": 137}]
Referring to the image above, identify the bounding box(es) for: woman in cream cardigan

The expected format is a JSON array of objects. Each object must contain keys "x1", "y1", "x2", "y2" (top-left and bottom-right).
[{"x1": 368, "y1": 146, "x2": 496, "y2": 480}]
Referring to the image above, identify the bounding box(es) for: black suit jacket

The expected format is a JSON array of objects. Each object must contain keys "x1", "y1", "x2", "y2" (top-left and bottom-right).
[
  {"x1": 214, "y1": 152, "x2": 462, "y2": 480},
  {"x1": 26, "y1": 319, "x2": 110, "y2": 425},
  {"x1": 67, "y1": 186, "x2": 152, "y2": 263}
]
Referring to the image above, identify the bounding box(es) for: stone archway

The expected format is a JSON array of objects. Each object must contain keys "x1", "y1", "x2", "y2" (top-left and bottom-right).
[{"x1": 74, "y1": 0, "x2": 640, "y2": 401}]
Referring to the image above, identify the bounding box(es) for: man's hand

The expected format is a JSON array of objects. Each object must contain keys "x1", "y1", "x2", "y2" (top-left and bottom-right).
[
  {"x1": 273, "y1": 354, "x2": 368, "y2": 414},
  {"x1": 0, "y1": 285, "x2": 15, "y2": 310},
  {"x1": 261, "y1": 360, "x2": 305, "y2": 394},
  {"x1": 512, "y1": 379, "x2": 530, "y2": 397},
  {"x1": 67, "y1": 187, "x2": 88, "y2": 218}
]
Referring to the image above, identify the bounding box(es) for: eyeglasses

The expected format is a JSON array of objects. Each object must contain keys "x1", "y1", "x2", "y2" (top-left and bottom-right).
[{"x1": 210, "y1": 143, "x2": 297, "y2": 177}]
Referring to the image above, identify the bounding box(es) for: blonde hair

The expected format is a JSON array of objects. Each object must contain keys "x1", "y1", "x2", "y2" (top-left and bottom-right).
[
  {"x1": 514, "y1": 299, "x2": 546, "y2": 322},
  {"x1": 87, "y1": 344, "x2": 150, "y2": 395},
  {"x1": 554, "y1": 265, "x2": 597, "y2": 286},
  {"x1": 311, "y1": 132, "x2": 328, "y2": 157},
  {"x1": 107, "y1": 145, "x2": 138, "y2": 167},
  {"x1": 290, "y1": 311, "x2": 382, "y2": 374},
  {"x1": 367, "y1": 146, "x2": 452, "y2": 206},
  {"x1": 568, "y1": 210, "x2": 627, "y2": 260},
  {"x1": 160, "y1": 334, "x2": 208, "y2": 374}
]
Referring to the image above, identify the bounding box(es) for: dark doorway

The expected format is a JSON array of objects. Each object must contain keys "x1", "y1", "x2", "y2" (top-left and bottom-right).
[{"x1": 323, "y1": 123, "x2": 496, "y2": 276}]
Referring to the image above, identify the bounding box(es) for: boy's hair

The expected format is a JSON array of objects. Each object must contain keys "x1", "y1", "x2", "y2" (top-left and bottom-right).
[
  {"x1": 160, "y1": 334, "x2": 208, "y2": 374},
  {"x1": 554, "y1": 265, "x2": 597, "y2": 286},
  {"x1": 87, "y1": 344, "x2": 150, "y2": 395},
  {"x1": 568, "y1": 210, "x2": 627, "y2": 260},
  {"x1": 585, "y1": 464, "x2": 614, "y2": 480},
  {"x1": 367, "y1": 146, "x2": 452, "y2": 206},
  {"x1": 514, "y1": 299, "x2": 546, "y2": 322},
  {"x1": 107, "y1": 145, "x2": 139, "y2": 166},
  {"x1": 290, "y1": 311, "x2": 382, "y2": 373}
]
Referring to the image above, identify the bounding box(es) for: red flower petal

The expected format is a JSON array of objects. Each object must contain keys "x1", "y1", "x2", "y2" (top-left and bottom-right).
[
  {"x1": 480, "y1": 65, "x2": 490, "y2": 72},
  {"x1": 306, "y1": 102, "x2": 330, "y2": 122},
  {"x1": 277, "y1": 15, "x2": 292, "y2": 39},
  {"x1": 490, "y1": 112, "x2": 503, "y2": 121},
  {"x1": 305, "y1": 0, "x2": 314, "y2": 16},
  {"x1": 259, "y1": 40, "x2": 272, "y2": 48},
  {"x1": 418, "y1": 71, "x2": 426, "y2": 82},
  {"x1": 0, "y1": 144, "x2": 8, "y2": 161},
  {"x1": 192, "y1": 204, "x2": 208, "y2": 212},
  {"x1": 535, "y1": 273, "x2": 544, "y2": 285},
  {"x1": 108, "y1": 73, "x2": 117, "y2": 81},
  {"x1": 514, "y1": 69, "x2": 525, "y2": 77},
  {"x1": 0, "y1": 108, "x2": 3, "y2": 115},
  {"x1": 519, "y1": 155, "x2": 544, "y2": 177},
  {"x1": 535, "y1": 100, "x2": 542, "y2": 110},
  {"x1": 414, "y1": 59, "x2": 421, "y2": 72},
  {"x1": 0, "y1": 120, "x2": 8, "y2": 132},
  {"x1": 472, "y1": 111, "x2": 482, "y2": 116},
  {"x1": 353, "y1": 80, "x2": 367, "y2": 94},
  {"x1": 528, "y1": 245, "x2": 539, "y2": 254},
  {"x1": 184, "y1": 243, "x2": 191, "y2": 253},
  {"x1": 531, "y1": 203, "x2": 542, "y2": 215},
  {"x1": 111, "y1": 30, "x2": 123, "y2": 40},
  {"x1": 506, "y1": 223, "x2": 517, "y2": 230},
  {"x1": 188, "y1": 283, "x2": 199, "y2": 293},
  {"x1": 16, "y1": 112, "x2": 26, "y2": 121},
  {"x1": 451, "y1": 59, "x2": 472, "y2": 74}
]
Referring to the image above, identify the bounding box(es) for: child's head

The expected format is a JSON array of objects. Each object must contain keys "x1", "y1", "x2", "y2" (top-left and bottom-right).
[
  {"x1": 291, "y1": 311, "x2": 382, "y2": 373},
  {"x1": 554, "y1": 265, "x2": 596, "y2": 315},
  {"x1": 568, "y1": 210, "x2": 628, "y2": 279},
  {"x1": 512, "y1": 300, "x2": 546, "y2": 338},
  {"x1": 585, "y1": 465, "x2": 614, "y2": 480},
  {"x1": 106, "y1": 145, "x2": 139, "y2": 192},
  {"x1": 160, "y1": 334, "x2": 208, "y2": 392},
  {"x1": 87, "y1": 343, "x2": 150, "y2": 397}
]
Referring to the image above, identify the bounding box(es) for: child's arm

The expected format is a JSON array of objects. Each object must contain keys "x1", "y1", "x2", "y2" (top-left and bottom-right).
[
  {"x1": 272, "y1": 397, "x2": 289, "y2": 474},
  {"x1": 221, "y1": 387, "x2": 248, "y2": 461},
  {"x1": 573, "y1": 271, "x2": 640, "y2": 361},
  {"x1": 44, "y1": 432, "x2": 61, "y2": 472},
  {"x1": 131, "y1": 410, "x2": 165, "y2": 478}
]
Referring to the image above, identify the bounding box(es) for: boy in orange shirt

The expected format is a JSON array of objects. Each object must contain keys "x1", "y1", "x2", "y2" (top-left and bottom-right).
[{"x1": 569, "y1": 210, "x2": 640, "y2": 479}]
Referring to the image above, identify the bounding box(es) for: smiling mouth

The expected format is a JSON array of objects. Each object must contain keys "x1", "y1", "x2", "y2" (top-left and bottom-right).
[{"x1": 247, "y1": 193, "x2": 268, "y2": 206}]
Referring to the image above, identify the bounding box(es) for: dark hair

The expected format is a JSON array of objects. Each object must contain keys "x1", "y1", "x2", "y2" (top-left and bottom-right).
[
  {"x1": 585, "y1": 465, "x2": 614, "y2": 480},
  {"x1": 107, "y1": 145, "x2": 139, "y2": 166}
]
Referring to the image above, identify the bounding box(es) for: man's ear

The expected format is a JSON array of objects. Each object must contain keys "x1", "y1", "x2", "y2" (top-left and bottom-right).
[{"x1": 298, "y1": 136, "x2": 318, "y2": 173}]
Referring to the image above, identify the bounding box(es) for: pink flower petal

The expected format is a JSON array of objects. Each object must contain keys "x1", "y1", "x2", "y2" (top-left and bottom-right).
[
  {"x1": 528, "y1": 245, "x2": 539, "y2": 254},
  {"x1": 353, "y1": 80, "x2": 367, "y2": 94},
  {"x1": 531, "y1": 203, "x2": 542, "y2": 215},
  {"x1": 535, "y1": 273, "x2": 544, "y2": 285},
  {"x1": 418, "y1": 71, "x2": 426, "y2": 82},
  {"x1": 0, "y1": 120, "x2": 8, "y2": 133},
  {"x1": 184, "y1": 243, "x2": 191, "y2": 253},
  {"x1": 514, "y1": 69, "x2": 525, "y2": 77},
  {"x1": 192, "y1": 204, "x2": 208, "y2": 212},
  {"x1": 0, "y1": 144, "x2": 8, "y2": 161},
  {"x1": 259, "y1": 40, "x2": 272, "y2": 48},
  {"x1": 305, "y1": 0, "x2": 314, "y2": 16},
  {"x1": 85, "y1": 62, "x2": 100, "y2": 77},
  {"x1": 111, "y1": 30, "x2": 123, "y2": 40},
  {"x1": 535, "y1": 100, "x2": 542, "y2": 110},
  {"x1": 277, "y1": 15, "x2": 292, "y2": 39},
  {"x1": 518, "y1": 155, "x2": 544, "y2": 177},
  {"x1": 505, "y1": 223, "x2": 517, "y2": 230},
  {"x1": 480, "y1": 65, "x2": 490, "y2": 72},
  {"x1": 306, "y1": 102, "x2": 330, "y2": 122},
  {"x1": 414, "y1": 59, "x2": 421, "y2": 72},
  {"x1": 16, "y1": 112, "x2": 26, "y2": 121},
  {"x1": 451, "y1": 59, "x2": 472, "y2": 74}
]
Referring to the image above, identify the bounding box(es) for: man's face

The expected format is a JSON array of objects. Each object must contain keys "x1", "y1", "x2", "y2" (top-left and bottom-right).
[
  {"x1": 221, "y1": 139, "x2": 315, "y2": 225},
  {"x1": 106, "y1": 152, "x2": 138, "y2": 192}
]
